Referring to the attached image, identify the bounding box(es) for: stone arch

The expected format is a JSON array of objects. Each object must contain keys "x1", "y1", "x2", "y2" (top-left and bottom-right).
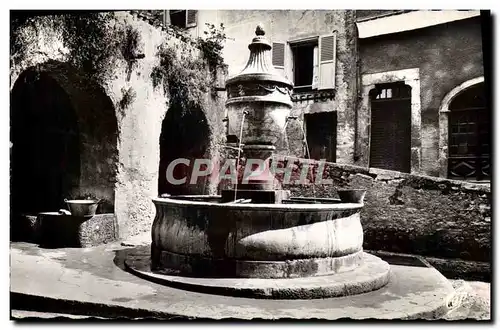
[
  {"x1": 438, "y1": 76, "x2": 485, "y2": 178},
  {"x1": 10, "y1": 60, "x2": 119, "y2": 217},
  {"x1": 158, "y1": 104, "x2": 212, "y2": 196}
]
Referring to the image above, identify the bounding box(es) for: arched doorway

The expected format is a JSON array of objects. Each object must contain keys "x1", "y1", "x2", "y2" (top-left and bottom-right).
[
  {"x1": 10, "y1": 62, "x2": 119, "y2": 220},
  {"x1": 369, "y1": 82, "x2": 412, "y2": 173},
  {"x1": 158, "y1": 105, "x2": 211, "y2": 196},
  {"x1": 447, "y1": 82, "x2": 490, "y2": 181},
  {"x1": 11, "y1": 70, "x2": 80, "y2": 214}
]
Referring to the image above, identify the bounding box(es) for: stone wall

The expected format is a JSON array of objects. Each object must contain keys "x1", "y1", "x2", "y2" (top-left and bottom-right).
[
  {"x1": 276, "y1": 156, "x2": 491, "y2": 263},
  {"x1": 10, "y1": 11, "x2": 226, "y2": 238},
  {"x1": 357, "y1": 16, "x2": 484, "y2": 176}
]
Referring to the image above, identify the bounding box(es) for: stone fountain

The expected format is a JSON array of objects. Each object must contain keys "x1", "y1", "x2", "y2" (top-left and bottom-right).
[{"x1": 133, "y1": 25, "x2": 392, "y2": 299}]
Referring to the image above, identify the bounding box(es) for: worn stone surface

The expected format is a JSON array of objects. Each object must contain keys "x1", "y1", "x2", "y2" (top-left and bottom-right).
[
  {"x1": 443, "y1": 280, "x2": 491, "y2": 320},
  {"x1": 11, "y1": 241, "x2": 459, "y2": 320},
  {"x1": 151, "y1": 197, "x2": 364, "y2": 265},
  {"x1": 276, "y1": 157, "x2": 491, "y2": 264},
  {"x1": 11, "y1": 310, "x2": 105, "y2": 320},
  {"x1": 154, "y1": 249, "x2": 365, "y2": 279},
  {"x1": 37, "y1": 213, "x2": 118, "y2": 248},
  {"x1": 128, "y1": 248, "x2": 389, "y2": 298}
]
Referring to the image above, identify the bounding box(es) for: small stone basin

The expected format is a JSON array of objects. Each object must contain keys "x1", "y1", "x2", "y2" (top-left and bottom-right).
[{"x1": 151, "y1": 196, "x2": 365, "y2": 279}]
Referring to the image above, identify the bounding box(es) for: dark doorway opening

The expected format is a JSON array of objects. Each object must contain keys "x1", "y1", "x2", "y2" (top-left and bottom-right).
[
  {"x1": 158, "y1": 105, "x2": 211, "y2": 196},
  {"x1": 11, "y1": 71, "x2": 81, "y2": 214},
  {"x1": 369, "y1": 83, "x2": 411, "y2": 173},
  {"x1": 448, "y1": 82, "x2": 490, "y2": 181},
  {"x1": 305, "y1": 111, "x2": 337, "y2": 162}
]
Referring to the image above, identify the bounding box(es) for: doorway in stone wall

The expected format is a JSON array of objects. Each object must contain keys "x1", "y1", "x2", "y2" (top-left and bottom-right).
[
  {"x1": 11, "y1": 71, "x2": 81, "y2": 214},
  {"x1": 447, "y1": 82, "x2": 490, "y2": 181},
  {"x1": 11, "y1": 62, "x2": 119, "y2": 222},
  {"x1": 304, "y1": 112, "x2": 337, "y2": 162},
  {"x1": 369, "y1": 82, "x2": 412, "y2": 173},
  {"x1": 158, "y1": 105, "x2": 211, "y2": 196}
]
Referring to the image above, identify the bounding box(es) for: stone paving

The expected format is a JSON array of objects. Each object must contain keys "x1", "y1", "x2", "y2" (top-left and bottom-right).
[{"x1": 9, "y1": 234, "x2": 491, "y2": 321}]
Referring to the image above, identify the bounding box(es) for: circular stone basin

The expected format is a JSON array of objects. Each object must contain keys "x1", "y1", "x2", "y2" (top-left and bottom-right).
[{"x1": 151, "y1": 195, "x2": 365, "y2": 279}]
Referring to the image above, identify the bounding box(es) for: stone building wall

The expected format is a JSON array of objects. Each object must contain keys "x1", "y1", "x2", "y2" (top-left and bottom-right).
[
  {"x1": 194, "y1": 10, "x2": 359, "y2": 164},
  {"x1": 10, "y1": 11, "x2": 226, "y2": 238},
  {"x1": 357, "y1": 16, "x2": 484, "y2": 177}
]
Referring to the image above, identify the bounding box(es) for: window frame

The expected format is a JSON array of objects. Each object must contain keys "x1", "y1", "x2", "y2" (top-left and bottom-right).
[
  {"x1": 163, "y1": 10, "x2": 197, "y2": 29},
  {"x1": 289, "y1": 39, "x2": 318, "y2": 91}
]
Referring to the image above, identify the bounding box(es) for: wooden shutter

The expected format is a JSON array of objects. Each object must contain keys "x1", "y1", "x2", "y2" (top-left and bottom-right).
[
  {"x1": 272, "y1": 42, "x2": 286, "y2": 77},
  {"x1": 318, "y1": 33, "x2": 336, "y2": 90},
  {"x1": 186, "y1": 10, "x2": 197, "y2": 28},
  {"x1": 369, "y1": 84, "x2": 411, "y2": 173}
]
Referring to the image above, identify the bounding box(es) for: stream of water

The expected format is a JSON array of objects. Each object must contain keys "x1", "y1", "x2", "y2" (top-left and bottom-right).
[
  {"x1": 297, "y1": 119, "x2": 317, "y2": 198},
  {"x1": 233, "y1": 111, "x2": 248, "y2": 201}
]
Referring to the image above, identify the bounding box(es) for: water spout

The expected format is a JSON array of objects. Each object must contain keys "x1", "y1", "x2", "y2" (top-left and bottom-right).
[
  {"x1": 283, "y1": 116, "x2": 298, "y2": 154},
  {"x1": 234, "y1": 110, "x2": 249, "y2": 201}
]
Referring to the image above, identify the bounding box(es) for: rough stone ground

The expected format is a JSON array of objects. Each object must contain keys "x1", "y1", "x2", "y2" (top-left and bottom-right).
[
  {"x1": 443, "y1": 280, "x2": 491, "y2": 320},
  {"x1": 10, "y1": 233, "x2": 491, "y2": 321}
]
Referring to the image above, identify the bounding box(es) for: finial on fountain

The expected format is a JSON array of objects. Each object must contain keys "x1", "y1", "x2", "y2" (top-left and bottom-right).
[{"x1": 255, "y1": 24, "x2": 265, "y2": 36}]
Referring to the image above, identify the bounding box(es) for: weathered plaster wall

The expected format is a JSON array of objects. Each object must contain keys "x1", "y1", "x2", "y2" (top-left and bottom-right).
[
  {"x1": 277, "y1": 156, "x2": 491, "y2": 263},
  {"x1": 358, "y1": 16, "x2": 484, "y2": 177},
  {"x1": 108, "y1": 13, "x2": 170, "y2": 238},
  {"x1": 10, "y1": 12, "x2": 226, "y2": 238},
  {"x1": 195, "y1": 10, "x2": 358, "y2": 164}
]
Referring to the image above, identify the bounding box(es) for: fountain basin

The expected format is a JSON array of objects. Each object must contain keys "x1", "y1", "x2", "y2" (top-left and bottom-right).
[{"x1": 151, "y1": 196, "x2": 365, "y2": 278}]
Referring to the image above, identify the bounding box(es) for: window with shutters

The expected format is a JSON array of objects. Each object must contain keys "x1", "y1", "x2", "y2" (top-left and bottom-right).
[
  {"x1": 274, "y1": 33, "x2": 336, "y2": 94},
  {"x1": 290, "y1": 40, "x2": 317, "y2": 93},
  {"x1": 272, "y1": 42, "x2": 285, "y2": 77},
  {"x1": 168, "y1": 10, "x2": 197, "y2": 28}
]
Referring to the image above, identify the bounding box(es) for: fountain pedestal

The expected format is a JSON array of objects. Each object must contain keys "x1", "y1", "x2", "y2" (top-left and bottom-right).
[
  {"x1": 220, "y1": 145, "x2": 291, "y2": 203},
  {"x1": 221, "y1": 24, "x2": 293, "y2": 204}
]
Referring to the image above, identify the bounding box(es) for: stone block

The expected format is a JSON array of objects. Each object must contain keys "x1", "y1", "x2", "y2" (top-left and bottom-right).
[
  {"x1": 38, "y1": 213, "x2": 118, "y2": 248},
  {"x1": 11, "y1": 214, "x2": 41, "y2": 243}
]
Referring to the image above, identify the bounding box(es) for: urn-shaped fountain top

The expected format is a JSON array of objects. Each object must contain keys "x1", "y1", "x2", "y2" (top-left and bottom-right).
[{"x1": 225, "y1": 25, "x2": 293, "y2": 106}]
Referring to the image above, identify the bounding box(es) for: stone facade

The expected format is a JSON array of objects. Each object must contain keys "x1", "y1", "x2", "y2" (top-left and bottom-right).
[
  {"x1": 190, "y1": 10, "x2": 358, "y2": 164},
  {"x1": 186, "y1": 10, "x2": 487, "y2": 180},
  {"x1": 356, "y1": 13, "x2": 485, "y2": 177}
]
